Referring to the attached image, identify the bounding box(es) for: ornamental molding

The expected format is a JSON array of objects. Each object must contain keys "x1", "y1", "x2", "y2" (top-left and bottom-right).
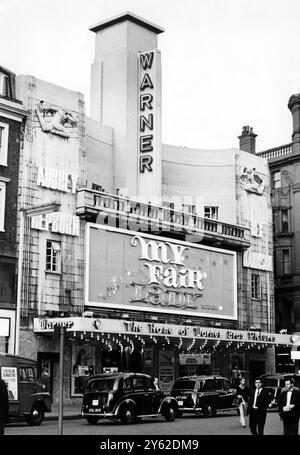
[
  {"x1": 281, "y1": 169, "x2": 294, "y2": 186},
  {"x1": 240, "y1": 167, "x2": 266, "y2": 196},
  {"x1": 35, "y1": 100, "x2": 78, "y2": 138}
]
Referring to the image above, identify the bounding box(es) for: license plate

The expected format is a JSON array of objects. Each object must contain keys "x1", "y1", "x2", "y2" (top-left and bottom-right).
[
  {"x1": 92, "y1": 400, "x2": 99, "y2": 406},
  {"x1": 178, "y1": 400, "x2": 183, "y2": 406}
]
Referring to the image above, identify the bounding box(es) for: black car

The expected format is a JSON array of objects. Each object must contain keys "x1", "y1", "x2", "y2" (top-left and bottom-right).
[
  {"x1": 81, "y1": 372, "x2": 178, "y2": 424},
  {"x1": 260, "y1": 373, "x2": 300, "y2": 408},
  {"x1": 170, "y1": 375, "x2": 237, "y2": 417}
]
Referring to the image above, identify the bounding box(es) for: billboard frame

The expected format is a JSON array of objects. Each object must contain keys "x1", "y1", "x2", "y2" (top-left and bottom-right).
[{"x1": 85, "y1": 223, "x2": 237, "y2": 320}]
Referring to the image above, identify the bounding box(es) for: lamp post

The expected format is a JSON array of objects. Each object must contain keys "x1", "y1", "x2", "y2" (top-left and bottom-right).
[{"x1": 15, "y1": 201, "x2": 61, "y2": 355}]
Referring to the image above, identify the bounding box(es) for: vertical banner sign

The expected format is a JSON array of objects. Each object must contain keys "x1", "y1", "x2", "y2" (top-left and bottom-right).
[
  {"x1": 159, "y1": 350, "x2": 174, "y2": 392},
  {"x1": 144, "y1": 347, "x2": 153, "y2": 368},
  {"x1": 138, "y1": 49, "x2": 162, "y2": 200},
  {"x1": 1, "y1": 367, "x2": 18, "y2": 400}
]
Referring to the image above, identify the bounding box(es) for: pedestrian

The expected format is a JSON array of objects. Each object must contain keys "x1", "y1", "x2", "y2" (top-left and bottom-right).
[
  {"x1": 78, "y1": 369, "x2": 90, "y2": 394},
  {"x1": 277, "y1": 377, "x2": 300, "y2": 435},
  {"x1": 236, "y1": 377, "x2": 250, "y2": 428},
  {"x1": 0, "y1": 377, "x2": 9, "y2": 436},
  {"x1": 153, "y1": 377, "x2": 159, "y2": 390},
  {"x1": 248, "y1": 377, "x2": 272, "y2": 435},
  {"x1": 40, "y1": 367, "x2": 51, "y2": 393}
]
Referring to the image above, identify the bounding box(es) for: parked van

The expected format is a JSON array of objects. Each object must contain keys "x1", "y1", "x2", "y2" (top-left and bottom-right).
[{"x1": 0, "y1": 353, "x2": 51, "y2": 425}]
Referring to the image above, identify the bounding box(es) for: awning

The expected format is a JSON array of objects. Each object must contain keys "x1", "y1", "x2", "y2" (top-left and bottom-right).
[{"x1": 33, "y1": 317, "x2": 298, "y2": 353}]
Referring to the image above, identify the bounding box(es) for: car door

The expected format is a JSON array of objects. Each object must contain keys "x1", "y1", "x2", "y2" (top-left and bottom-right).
[
  {"x1": 215, "y1": 379, "x2": 234, "y2": 409},
  {"x1": 19, "y1": 366, "x2": 38, "y2": 414},
  {"x1": 132, "y1": 375, "x2": 146, "y2": 415},
  {"x1": 214, "y1": 378, "x2": 226, "y2": 409},
  {"x1": 144, "y1": 376, "x2": 165, "y2": 414}
]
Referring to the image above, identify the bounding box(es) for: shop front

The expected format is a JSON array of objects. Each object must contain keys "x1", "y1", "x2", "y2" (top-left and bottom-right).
[{"x1": 33, "y1": 316, "x2": 297, "y2": 403}]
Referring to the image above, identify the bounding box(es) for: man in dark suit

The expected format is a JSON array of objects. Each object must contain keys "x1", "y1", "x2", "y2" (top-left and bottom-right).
[
  {"x1": 248, "y1": 378, "x2": 272, "y2": 435},
  {"x1": 278, "y1": 378, "x2": 300, "y2": 435},
  {"x1": 0, "y1": 377, "x2": 9, "y2": 436},
  {"x1": 41, "y1": 368, "x2": 51, "y2": 393}
]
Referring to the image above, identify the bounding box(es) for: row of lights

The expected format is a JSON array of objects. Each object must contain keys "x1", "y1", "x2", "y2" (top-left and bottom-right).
[{"x1": 58, "y1": 331, "x2": 289, "y2": 353}]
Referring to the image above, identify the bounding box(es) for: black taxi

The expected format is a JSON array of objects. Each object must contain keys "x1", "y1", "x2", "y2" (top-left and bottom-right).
[
  {"x1": 81, "y1": 372, "x2": 178, "y2": 424},
  {"x1": 170, "y1": 375, "x2": 237, "y2": 417}
]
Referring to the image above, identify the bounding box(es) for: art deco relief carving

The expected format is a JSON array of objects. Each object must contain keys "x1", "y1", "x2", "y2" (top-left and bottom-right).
[
  {"x1": 35, "y1": 100, "x2": 78, "y2": 138},
  {"x1": 240, "y1": 167, "x2": 266, "y2": 195},
  {"x1": 281, "y1": 169, "x2": 294, "y2": 186}
]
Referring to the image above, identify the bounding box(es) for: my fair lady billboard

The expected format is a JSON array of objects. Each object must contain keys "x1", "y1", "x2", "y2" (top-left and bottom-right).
[{"x1": 86, "y1": 225, "x2": 237, "y2": 319}]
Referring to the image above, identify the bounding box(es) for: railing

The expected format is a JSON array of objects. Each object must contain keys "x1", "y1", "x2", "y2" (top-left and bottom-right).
[
  {"x1": 77, "y1": 189, "x2": 250, "y2": 246},
  {"x1": 257, "y1": 143, "x2": 293, "y2": 160}
]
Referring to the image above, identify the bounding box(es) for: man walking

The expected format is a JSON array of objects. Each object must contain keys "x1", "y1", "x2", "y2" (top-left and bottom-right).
[
  {"x1": 248, "y1": 378, "x2": 272, "y2": 435},
  {"x1": 278, "y1": 378, "x2": 300, "y2": 435},
  {"x1": 0, "y1": 377, "x2": 9, "y2": 436},
  {"x1": 41, "y1": 367, "x2": 51, "y2": 393}
]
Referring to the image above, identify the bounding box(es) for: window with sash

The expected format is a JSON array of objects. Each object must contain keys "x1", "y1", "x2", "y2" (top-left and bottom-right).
[
  {"x1": 46, "y1": 240, "x2": 61, "y2": 273},
  {"x1": 251, "y1": 274, "x2": 260, "y2": 299},
  {"x1": 204, "y1": 206, "x2": 218, "y2": 220},
  {"x1": 0, "y1": 122, "x2": 8, "y2": 166}
]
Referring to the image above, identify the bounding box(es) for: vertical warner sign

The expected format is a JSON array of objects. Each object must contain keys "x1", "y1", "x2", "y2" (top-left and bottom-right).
[{"x1": 138, "y1": 50, "x2": 162, "y2": 200}]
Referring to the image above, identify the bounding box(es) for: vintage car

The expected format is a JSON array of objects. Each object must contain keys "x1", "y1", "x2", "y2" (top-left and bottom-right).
[
  {"x1": 170, "y1": 375, "x2": 237, "y2": 417},
  {"x1": 81, "y1": 372, "x2": 179, "y2": 424},
  {"x1": 260, "y1": 373, "x2": 300, "y2": 408},
  {"x1": 0, "y1": 353, "x2": 51, "y2": 425}
]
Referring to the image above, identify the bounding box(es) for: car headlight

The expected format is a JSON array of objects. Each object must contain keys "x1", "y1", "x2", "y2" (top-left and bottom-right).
[
  {"x1": 192, "y1": 392, "x2": 197, "y2": 405},
  {"x1": 105, "y1": 392, "x2": 114, "y2": 409}
]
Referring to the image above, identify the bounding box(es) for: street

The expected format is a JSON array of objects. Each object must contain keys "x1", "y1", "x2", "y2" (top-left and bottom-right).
[{"x1": 5, "y1": 410, "x2": 284, "y2": 436}]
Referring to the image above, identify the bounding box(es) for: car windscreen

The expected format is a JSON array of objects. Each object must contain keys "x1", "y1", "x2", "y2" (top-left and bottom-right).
[
  {"x1": 86, "y1": 378, "x2": 116, "y2": 393},
  {"x1": 172, "y1": 380, "x2": 196, "y2": 390}
]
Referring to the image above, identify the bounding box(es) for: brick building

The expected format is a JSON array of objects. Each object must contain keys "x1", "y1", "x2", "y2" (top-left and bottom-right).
[
  {"x1": 256, "y1": 93, "x2": 300, "y2": 373},
  {"x1": 0, "y1": 66, "x2": 26, "y2": 353}
]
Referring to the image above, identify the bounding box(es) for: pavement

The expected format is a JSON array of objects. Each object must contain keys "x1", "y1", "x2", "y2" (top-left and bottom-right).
[{"x1": 45, "y1": 403, "x2": 82, "y2": 421}]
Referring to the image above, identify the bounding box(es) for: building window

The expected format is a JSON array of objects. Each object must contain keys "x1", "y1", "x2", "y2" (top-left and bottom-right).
[
  {"x1": 182, "y1": 204, "x2": 196, "y2": 214},
  {"x1": 0, "y1": 181, "x2": 6, "y2": 231},
  {"x1": 272, "y1": 171, "x2": 281, "y2": 189},
  {"x1": 251, "y1": 274, "x2": 260, "y2": 299},
  {"x1": 281, "y1": 209, "x2": 289, "y2": 233},
  {"x1": 46, "y1": 240, "x2": 61, "y2": 273},
  {"x1": 282, "y1": 249, "x2": 292, "y2": 275},
  {"x1": 0, "y1": 72, "x2": 11, "y2": 97},
  {"x1": 0, "y1": 122, "x2": 9, "y2": 166},
  {"x1": 204, "y1": 206, "x2": 219, "y2": 220},
  {"x1": 92, "y1": 183, "x2": 103, "y2": 192}
]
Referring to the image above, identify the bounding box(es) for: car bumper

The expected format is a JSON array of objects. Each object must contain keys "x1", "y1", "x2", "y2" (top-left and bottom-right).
[
  {"x1": 178, "y1": 407, "x2": 203, "y2": 413},
  {"x1": 82, "y1": 411, "x2": 116, "y2": 419}
]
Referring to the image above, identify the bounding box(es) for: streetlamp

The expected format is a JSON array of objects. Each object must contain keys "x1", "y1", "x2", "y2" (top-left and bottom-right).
[{"x1": 15, "y1": 201, "x2": 61, "y2": 355}]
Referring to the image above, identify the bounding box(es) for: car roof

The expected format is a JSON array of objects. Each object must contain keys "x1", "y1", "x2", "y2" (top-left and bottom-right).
[
  {"x1": 175, "y1": 375, "x2": 228, "y2": 381},
  {"x1": 262, "y1": 373, "x2": 300, "y2": 378},
  {"x1": 88, "y1": 372, "x2": 151, "y2": 380}
]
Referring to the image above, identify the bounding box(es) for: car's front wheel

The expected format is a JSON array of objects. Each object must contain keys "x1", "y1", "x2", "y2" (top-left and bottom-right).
[
  {"x1": 203, "y1": 403, "x2": 217, "y2": 418},
  {"x1": 25, "y1": 403, "x2": 45, "y2": 426},
  {"x1": 164, "y1": 404, "x2": 177, "y2": 422},
  {"x1": 86, "y1": 416, "x2": 99, "y2": 425},
  {"x1": 119, "y1": 404, "x2": 136, "y2": 424}
]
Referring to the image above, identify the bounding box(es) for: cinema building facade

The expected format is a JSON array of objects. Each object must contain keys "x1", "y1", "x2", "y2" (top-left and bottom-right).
[{"x1": 14, "y1": 13, "x2": 296, "y2": 404}]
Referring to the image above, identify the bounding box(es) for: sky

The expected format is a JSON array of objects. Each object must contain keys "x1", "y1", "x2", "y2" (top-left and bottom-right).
[{"x1": 1, "y1": 0, "x2": 300, "y2": 151}]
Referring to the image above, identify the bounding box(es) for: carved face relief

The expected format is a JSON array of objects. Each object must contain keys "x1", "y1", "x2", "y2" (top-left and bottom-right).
[
  {"x1": 240, "y1": 167, "x2": 266, "y2": 195},
  {"x1": 35, "y1": 101, "x2": 78, "y2": 138}
]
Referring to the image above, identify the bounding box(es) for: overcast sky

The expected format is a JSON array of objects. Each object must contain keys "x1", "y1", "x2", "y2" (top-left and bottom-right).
[{"x1": 1, "y1": 0, "x2": 300, "y2": 151}]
